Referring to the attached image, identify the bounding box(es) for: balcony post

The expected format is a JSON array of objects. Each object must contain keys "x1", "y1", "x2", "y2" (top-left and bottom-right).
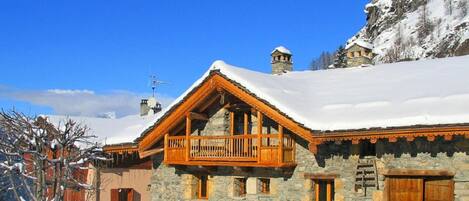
[
  {"x1": 257, "y1": 111, "x2": 263, "y2": 163},
  {"x1": 185, "y1": 114, "x2": 191, "y2": 161},
  {"x1": 278, "y1": 125, "x2": 284, "y2": 164},
  {"x1": 164, "y1": 133, "x2": 169, "y2": 162}
]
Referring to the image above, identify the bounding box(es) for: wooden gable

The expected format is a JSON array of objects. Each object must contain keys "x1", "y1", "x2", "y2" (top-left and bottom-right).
[{"x1": 138, "y1": 71, "x2": 314, "y2": 156}]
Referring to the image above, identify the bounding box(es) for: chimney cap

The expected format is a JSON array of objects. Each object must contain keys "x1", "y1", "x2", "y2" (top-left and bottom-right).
[{"x1": 271, "y1": 46, "x2": 292, "y2": 55}]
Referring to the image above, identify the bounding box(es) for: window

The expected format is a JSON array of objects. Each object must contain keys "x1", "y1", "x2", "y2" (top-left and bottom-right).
[
  {"x1": 197, "y1": 175, "x2": 209, "y2": 199},
  {"x1": 313, "y1": 179, "x2": 334, "y2": 201},
  {"x1": 234, "y1": 178, "x2": 247, "y2": 197},
  {"x1": 258, "y1": 178, "x2": 270, "y2": 194},
  {"x1": 111, "y1": 188, "x2": 134, "y2": 201}
]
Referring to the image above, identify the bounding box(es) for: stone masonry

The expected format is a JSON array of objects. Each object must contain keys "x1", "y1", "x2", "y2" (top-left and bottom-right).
[{"x1": 150, "y1": 106, "x2": 469, "y2": 201}]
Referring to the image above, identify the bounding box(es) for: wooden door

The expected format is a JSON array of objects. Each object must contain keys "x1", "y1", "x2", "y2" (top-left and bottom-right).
[
  {"x1": 388, "y1": 177, "x2": 423, "y2": 201},
  {"x1": 424, "y1": 179, "x2": 454, "y2": 201}
]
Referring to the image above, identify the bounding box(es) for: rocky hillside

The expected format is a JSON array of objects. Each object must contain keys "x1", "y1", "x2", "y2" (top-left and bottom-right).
[{"x1": 348, "y1": 0, "x2": 469, "y2": 64}]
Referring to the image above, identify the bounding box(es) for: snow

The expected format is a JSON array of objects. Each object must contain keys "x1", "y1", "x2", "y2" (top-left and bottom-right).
[
  {"x1": 352, "y1": 0, "x2": 469, "y2": 63},
  {"x1": 271, "y1": 46, "x2": 292, "y2": 55},
  {"x1": 345, "y1": 39, "x2": 374, "y2": 50},
  {"x1": 46, "y1": 114, "x2": 160, "y2": 145},
  {"x1": 145, "y1": 56, "x2": 469, "y2": 133}
]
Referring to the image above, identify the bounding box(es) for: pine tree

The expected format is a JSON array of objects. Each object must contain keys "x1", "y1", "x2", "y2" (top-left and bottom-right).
[{"x1": 333, "y1": 46, "x2": 347, "y2": 68}]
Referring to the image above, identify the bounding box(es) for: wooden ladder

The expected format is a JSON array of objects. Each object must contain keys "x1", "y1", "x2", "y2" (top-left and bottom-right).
[{"x1": 354, "y1": 157, "x2": 379, "y2": 197}]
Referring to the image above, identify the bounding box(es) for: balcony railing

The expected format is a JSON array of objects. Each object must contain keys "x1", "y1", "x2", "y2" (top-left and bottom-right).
[{"x1": 164, "y1": 134, "x2": 295, "y2": 167}]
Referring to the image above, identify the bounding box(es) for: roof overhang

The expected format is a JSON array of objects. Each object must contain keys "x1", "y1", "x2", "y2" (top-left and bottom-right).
[{"x1": 138, "y1": 71, "x2": 315, "y2": 157}]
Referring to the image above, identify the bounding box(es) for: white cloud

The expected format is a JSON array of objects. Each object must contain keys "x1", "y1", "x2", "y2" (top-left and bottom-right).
[
  {"x1": 0, "y1": 87, "x2": 174, "y2": 118},
  {"x1": 46, "y1": 89, "x2": 95, "y2": 95}
]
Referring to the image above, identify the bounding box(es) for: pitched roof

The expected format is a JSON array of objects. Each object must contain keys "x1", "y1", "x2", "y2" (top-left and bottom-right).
[
  {"x1": 140, "y1": 55, "x2": 469, "y2": 136},
  {"x1": 345, "y1": 39, "x2": 373, "y2": 50},
  {"x1": 46, "y1": 114, "x2": 159, "y2": 145},
  {"x1": 271, "y1": 46, "x2": 292, "y2": 55}
]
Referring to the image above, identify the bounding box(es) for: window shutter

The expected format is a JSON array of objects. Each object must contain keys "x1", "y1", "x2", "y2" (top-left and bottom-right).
[
  {"x1": 127, "y1": 189, "x2": 135, "y2": 201},
  {"x1": 110, "y1": 189, "x2": 119, "y2": 201}
]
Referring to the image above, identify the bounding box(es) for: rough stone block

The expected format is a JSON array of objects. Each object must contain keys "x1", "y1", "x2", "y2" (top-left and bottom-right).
[{"x1": 247, "y1": 177, "x2": 258, "y2": 195}]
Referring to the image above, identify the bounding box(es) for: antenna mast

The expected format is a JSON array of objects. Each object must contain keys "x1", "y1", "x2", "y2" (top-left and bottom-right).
[{"x1": 149, "y1": 75, "x2": 167, "y2": 97}]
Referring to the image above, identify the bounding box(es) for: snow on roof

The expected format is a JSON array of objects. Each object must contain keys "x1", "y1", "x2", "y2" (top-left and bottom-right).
[
  {"x1": 145, "y1": 55, "x2": 469, "y2": 134},
  {"x1": 345, "y1": 39, "x2": 374, "y2": 50},
  {"x1": 271, "y1": 46, "x2": 292, "y2": 55},
  {"x1": 46, "y1": 114, "x2": 160, "y2": 145}
]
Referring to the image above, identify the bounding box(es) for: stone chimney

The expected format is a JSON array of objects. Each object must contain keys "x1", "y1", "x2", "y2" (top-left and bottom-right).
[
  {"x1": 271, "y1": 46, "x2": 293, "y2": 74},
  {"x1": 140, "y1": 97, "x2": 162, "y2": 116},
  {"x1": 140, "y1": 99, "x2": 150, "y2": 116}
]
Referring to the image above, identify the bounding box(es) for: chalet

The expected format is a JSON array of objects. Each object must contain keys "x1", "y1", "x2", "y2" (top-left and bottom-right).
[
  {"x1": 345, "y1": 40, "x2": 375, "y2": 67},
  {"x1": 137, "y1": 47, "x2": 469, "y2": 201}
]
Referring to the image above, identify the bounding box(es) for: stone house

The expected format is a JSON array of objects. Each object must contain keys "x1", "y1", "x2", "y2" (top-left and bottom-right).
[
  {"x1": 345, "y1": 41, "x2": 374, "y2": 67},
  {"x1": 137, "y1": 48, "x2": 469, "y2": 201}
]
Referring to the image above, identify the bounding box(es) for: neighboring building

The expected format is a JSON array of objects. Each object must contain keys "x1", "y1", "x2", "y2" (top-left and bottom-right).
[
  {"x1": 137, "y1": 49, "x2": 469, "y2": 201},
  {"x1": 345, "y1": 40, "x2": 374, "y2": 67},
  {"x1": 46, "y1": 101, "x2": 160, "y2": 201}
]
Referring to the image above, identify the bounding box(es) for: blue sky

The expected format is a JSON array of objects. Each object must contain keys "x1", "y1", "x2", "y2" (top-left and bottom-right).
[{"x1": 0, "y1": 0, "x2": 369, "y2": 117}]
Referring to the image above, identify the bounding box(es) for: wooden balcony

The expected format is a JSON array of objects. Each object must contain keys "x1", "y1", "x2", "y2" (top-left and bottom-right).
[{"x1": 164, "y1": 134, "x2": 296, "y2": 167}]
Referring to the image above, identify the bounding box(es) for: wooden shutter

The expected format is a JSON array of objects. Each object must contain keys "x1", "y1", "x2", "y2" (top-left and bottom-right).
[
  {"x1": 387, "y1": 177, "x2": 424, "y2": 201},
  {"x1": 127, "y1": 189, "x2": 135, "y2": 201},
  {"x1": 110, "y1": 189, "x2": 119, "y2": 201},
  {"x1": 424, "y1": 179, "x2": 454, "y2": 201}
]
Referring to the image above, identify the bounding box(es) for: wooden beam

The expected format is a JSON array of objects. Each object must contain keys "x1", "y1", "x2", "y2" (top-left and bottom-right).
[
  {"x1": 308, "y1": 142, "x2": 318, "y2": 154},
  {"x1": 230, "y1": 111, "x2": 235, "y2": 136},
  {"x1": 382, "y1": 169, "x2": 455, "y2": 177},
  {"x1": 314, "y1": 125, "x2": 469, "y2": 144},
  {"x1": 140, "y1": 148, "x2": 164, "y2": 158},
  {"x1": 197, "y1": 93, "x2": 220, "y2": 112},
  {"x1": 190, "y1": 112, "x2": 209, "y2": 121},
  {"x1": 257, "y1": 111, "x2": 263, "y2": 163},
  {"x1": 244, "y1": 112, "x2": 249, "y2": 135},
  {"x1": 304, "y1": 173, "x2": 339, "y2": 179},
  {"x1": 164, "y1": 134, "x2": 168, "y2": 161}
]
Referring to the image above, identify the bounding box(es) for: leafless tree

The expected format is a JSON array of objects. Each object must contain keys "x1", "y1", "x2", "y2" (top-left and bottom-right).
[
  {"x1": 0, "y1": 111, "x2": 107, "y2": 201},
  {"x1": 459, "y1": 0, "x2": 468, "y2": 18}
]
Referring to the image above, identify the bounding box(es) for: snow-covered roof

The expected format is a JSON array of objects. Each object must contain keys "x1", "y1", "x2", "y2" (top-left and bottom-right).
[
  {"x1": 144, "y1": 55, "x2": 469, "y2": 134},
  {"x1": 46, "y1": 114, "x2": 160, "y2": 145},
  {"x1": 271, "y1": 46, "x2": 292, "y2": 55},
  {"x1": 345, "y1": 39, "x2": 373, "y2": 50}
]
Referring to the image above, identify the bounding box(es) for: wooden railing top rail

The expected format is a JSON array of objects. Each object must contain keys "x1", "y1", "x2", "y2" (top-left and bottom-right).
[
  {"x1": 167, "y1": 136, "x2": 186, "y2": 140},
  {"x1": 167, "y1": 134, "x2": 285, "y2": 139}
]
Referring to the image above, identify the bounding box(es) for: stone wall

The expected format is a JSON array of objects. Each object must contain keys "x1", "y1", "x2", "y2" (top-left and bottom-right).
[
  {"x1": 151, "y1": 135, "x2": 469, "y2": 201},
  {"x1": 151, "y1": 105, "x2": 469, "y2": 201},
  {"x1": 192, "y1": 104, "x2": 230, "y2": 136}
]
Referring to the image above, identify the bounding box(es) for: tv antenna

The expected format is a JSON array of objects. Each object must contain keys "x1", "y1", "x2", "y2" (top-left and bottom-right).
[{"x1": 149, "y1": 75, "x2": 167, "y2": 97}]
